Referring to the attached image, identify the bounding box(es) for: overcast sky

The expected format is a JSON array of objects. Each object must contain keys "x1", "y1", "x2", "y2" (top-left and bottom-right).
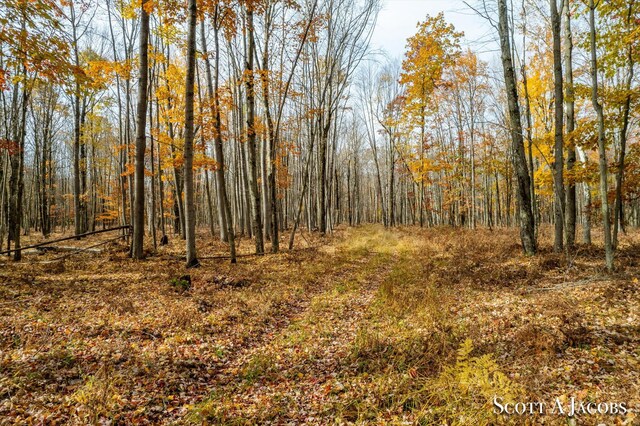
[{"x1": 370, "y1": 0, "x2": 499, "y2": 62}]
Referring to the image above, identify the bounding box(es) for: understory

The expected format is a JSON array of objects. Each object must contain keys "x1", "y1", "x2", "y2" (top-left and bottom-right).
[{"x1": 0, "y1": 226, "x2": 638, "y2": 425}]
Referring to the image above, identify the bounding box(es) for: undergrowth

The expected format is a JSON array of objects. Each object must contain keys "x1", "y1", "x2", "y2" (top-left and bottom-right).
[{"x1": 2, "y1": 226, "x2": 639, "y2": 424}]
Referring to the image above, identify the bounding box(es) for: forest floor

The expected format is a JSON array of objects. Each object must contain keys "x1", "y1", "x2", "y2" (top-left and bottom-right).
[{"x1": 0, "y1": 225, "x2": 639, "y2": 425}]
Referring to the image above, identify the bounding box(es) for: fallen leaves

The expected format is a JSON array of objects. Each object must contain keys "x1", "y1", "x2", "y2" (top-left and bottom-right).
[{"x1": 1, "y1": 226, "x2": 639, "y2": 424}]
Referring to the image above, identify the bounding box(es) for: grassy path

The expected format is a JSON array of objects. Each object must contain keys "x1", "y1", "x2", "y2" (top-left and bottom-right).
[
  {"x1": 187, "y1": 226, "x2": 455, "y2": 424},
  {"x1": 184, "y1": 228, "x2": 395, "y2": 423}
]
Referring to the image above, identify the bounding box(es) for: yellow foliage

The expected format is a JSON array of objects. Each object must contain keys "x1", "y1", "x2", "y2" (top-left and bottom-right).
[
  {"x1": 422, "y1": 339, "x2": 521, "y2": 425},
  {"x1": 72, "y1": 367, "x2": 123, "y2": 422},
  {"x1": 119, "y1": 0, "x2": 138, "y2": 20}
]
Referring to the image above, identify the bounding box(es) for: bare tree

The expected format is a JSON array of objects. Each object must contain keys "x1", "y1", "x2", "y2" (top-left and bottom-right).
[
  {"x1": 244, "y1": 3, "x2": 265, "y2": 255},
  {"x1": 201, "y1": 10, "x2": 236, "y2": 263},
  {"x1": 131, "y1": 0, "x2": 150, "y2": 259},
  {"x1": 563, "y1": 0, "x2": 577, "y2": 249},
  {"x1": 551, "y1": 0, "x2": 565, "y2": 252},
  {"x1": 183, "y1": 0, "x2": 199, "y2": 267},
  {"x1": 497, "y1": 0, "x2": 536, "y2": 254},
  {"x1": 588, "y1": 0, "x2": 614, "y2": 271}
]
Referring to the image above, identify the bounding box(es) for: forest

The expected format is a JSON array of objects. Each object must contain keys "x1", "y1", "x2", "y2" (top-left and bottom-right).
[{"x1": 0, "y1": 0, "x2": 639, "y2": 424}]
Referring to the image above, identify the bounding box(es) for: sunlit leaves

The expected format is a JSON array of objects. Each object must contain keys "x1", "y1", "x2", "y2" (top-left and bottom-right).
[
  {"x1": 396, "y1": 14, "x2": 462, "y2": 186},
  {"x1": 118, "y1": 0, "x2": 138, "y2": 19},
  {"x1": 400, "y1": 13, "x2": 462, "y2": 114}
]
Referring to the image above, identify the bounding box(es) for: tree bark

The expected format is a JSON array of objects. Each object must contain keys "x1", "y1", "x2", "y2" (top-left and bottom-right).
[
  {"x1": 131, "y1": 0, "x2": 149, "y2": 259},
  {"x1": 183, "y1": 0, "x2": 199, "y2": 267},
  {"x1": 551, "y1": 0, "x2": 565, "y2": 252},
  {"x1": 497, "y1": 0, "x2": 536, "y2": 255},
  {"x1": 245, "y1": 6, "x2": 264, "y2": 254},
  {"x1": 588, "y1": 0, "x2": 614, "y2": 271},
  {"x1": 563, "y1": 0, "x2": 577, "y2": 249}
]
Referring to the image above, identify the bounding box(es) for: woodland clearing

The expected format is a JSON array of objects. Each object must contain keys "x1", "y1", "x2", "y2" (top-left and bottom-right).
[{"x1": 0, "y1": 226, "x2": 638, "y2": 425}]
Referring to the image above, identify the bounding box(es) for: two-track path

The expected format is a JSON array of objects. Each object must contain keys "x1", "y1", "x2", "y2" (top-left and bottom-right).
[{"x1": 179, "y1": 227, "x2": 408, "y2": 424}]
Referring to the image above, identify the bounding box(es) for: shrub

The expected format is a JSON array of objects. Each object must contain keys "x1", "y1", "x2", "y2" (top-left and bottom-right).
[{"x1": 170, "y1": 275, "x2": 191, "y2": 292}]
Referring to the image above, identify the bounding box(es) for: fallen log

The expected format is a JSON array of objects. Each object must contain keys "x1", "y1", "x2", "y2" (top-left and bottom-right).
[
  {"x1": 0, "y1": 225, "x2": 131, "y2": 257},
  {"x1": 2, "y1": 234, "x2": 128, "y2": 265},
  {"x1": 48, "y1": 234, "x2": 127, "y2": 261},
  {"x1": 35, "y1": 246, "x2": 103, "y2": 253}
]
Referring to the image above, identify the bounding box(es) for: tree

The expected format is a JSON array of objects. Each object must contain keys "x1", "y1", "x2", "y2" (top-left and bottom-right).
[
  {"x1": 244, "y1": 1, "x2": 265, "y2": 255},
  {"x1": 550, "y1": 0, "x2": 565, "y2": 252},
  {"x1": 563, "y1": 0, "x2": 577, "y2": 249},
  {"x1": 588, "y1": 0, "x2": 614, "y2": 271},
  {"x1": 600, "y1": 0, "x2": 639, "y2": 248},
  {"x1": 201, "y1": 7, "x2": 237, "y2": 263},
  {"x1": 497, "y1": 0, "x2": 536, "y2": 255},
  {"x1": 399, "y1": 13, "x2": 462, "y2": 228},
  {"x1": 131, "y1": 0, "x2": 151, "y2": 259},
  {"x1": 184, "y1": 0, "x2": 199, "y2": 267},
  {"x1": 0, "y1": 0, "x2": 74, "y2": 259},
  {"x1": 3, "y1": 0, "x2": 638, "y2": 271}
]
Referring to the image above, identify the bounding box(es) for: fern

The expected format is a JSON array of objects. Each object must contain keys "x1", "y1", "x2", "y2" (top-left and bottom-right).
[{"x1": 420, "y1": 339, "x2": 521, "y2": 425}]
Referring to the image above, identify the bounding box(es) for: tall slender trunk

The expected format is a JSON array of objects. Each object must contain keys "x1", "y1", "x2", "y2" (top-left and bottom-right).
[
  {"x1": 131, "y1": 0, "x2": 149, "y2": 259},
  {"x1": 40, "y1": 89, "x2": 54, "y2": 237},
  {"x1": 419, "y1": 113, "x2": 425, "y2": 227},
  {"x1": 70, "y1": 1, "x2": 85, "y2": 237},
  {"x1": 106, "y1": 0, "x2": 128, "y2": 228},
  {"x1": 183, "y1": 0, "x2": 199, "y2": 267},
  {"x1": 551, "y1": 0, "x2": 565, "y2": 252},
  {"x1": 613, "y1": 0, "x2": 635, "y2": 248},
  {"x1": 201, "y1": 21, "x2": 228, "y2": 243},
  {"x1": 588, "y1": 0, "x2": 614, "y2": 271},
  {"x1": 497, "y1": 0, "x2": 536, "y2": 255},
  {"x1": 245, "y1": 7, "x2": 264, "y2": 254},
  {"x1": 563, "y1": 0, "x2": 577, "y2": 249},
  {"x1": 520, "y1": 0, "x2": 537, "y2": 233},
  {"x1": 388, "y1": 135, "x2": 395, "y2": 227},
  {"x1": 8, "y1": 70, "x2": 28, "y2": 260},
  {"x1": 259, "y1": 20, "x2": 280, "y2": 252},
  {"x1": 202, "y1": 15, "x2": 236, "y2": 262},
  {"x1": 317, "y1": 119, "x2": 330, "y2": 234},
  {"x1": 149, "y1": 65, "x2": 157, "y2": 250}
]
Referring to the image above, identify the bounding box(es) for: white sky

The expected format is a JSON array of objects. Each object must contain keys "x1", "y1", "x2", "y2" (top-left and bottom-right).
[{"x1": 371, "y1": 0, "x2": 499, "y2": 62}]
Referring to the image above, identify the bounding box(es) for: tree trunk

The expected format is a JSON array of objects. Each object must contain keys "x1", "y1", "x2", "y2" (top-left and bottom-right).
[
  {"x1": 259, "y1": 19, "x2": 280, "y2": 253},
  {"x1": 551, "y1": 0, "x2": 565, "y2": 252},
  {"x1": 183, "y1": 0, "x2": 199, "y2": 267},
  {"x1": 70, "y1": 1, "x2": 85, "y2": 237},
  {"x1": 497, "y1": 0, "x2": 536, "y2": 255},
  {"x1": 149, "y1": 68, "x2": 157, "y2": 251},
  {"x1": 318, "y1": 123, "x2": 329, "y2": 234},
  {"x1": 131, "y1": 0, "x2": 149, "y2": 259},
  {"x1": 201, "y1": 20, "x2": 228, "y2": 243},
  {"x1": 202, "y1": 15, "x2": 236, "y2": 262},
  {"x1": 613, "y1": 0, "x2": 635, "y2": 248},
  {"x1": 563, "y1": 0, "x2": 577, "y2": 250},
  {"x1": 245, "y1": 7, "x2": 264, "y2": 254},
  {"x1": 588, "y1": 0, "x2": 614, "y2": 271}
]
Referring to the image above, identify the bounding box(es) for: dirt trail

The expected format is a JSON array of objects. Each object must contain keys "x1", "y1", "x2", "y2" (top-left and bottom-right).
[{"x1": 185, "y1": 227, "x2": 406, "y2": 424}]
